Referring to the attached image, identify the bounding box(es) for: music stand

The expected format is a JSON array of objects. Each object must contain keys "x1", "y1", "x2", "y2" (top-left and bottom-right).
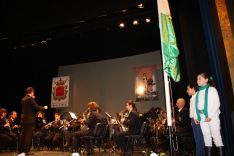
[{"x1": 61, "y1": 111, "x2": 77, "y2": 121}]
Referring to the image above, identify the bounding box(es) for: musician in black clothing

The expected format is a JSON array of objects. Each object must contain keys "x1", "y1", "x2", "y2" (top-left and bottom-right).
[
  {"x1": 71, "y1": 101, "x2": 107, "y2": 152},
  {"x1": 9, "y1": 111, "x2": 20, "y2": 131},
  {"x1": 114, "y1": 100, "x2": 141, "y2": 155},
  {"x1": 33, "y1": 111, "x2": 47, "y2": 149},
  {"x1": 18, "y1": 87, "x2": 48, "y2": 155},
  {"x1": 63, "y1": 115, "x2": 85, "y2": 148},
  {"x1": 44, "y1": 112, "x2": 63, "y2": 148},
  {"x1": 0, "y1": 108, "x2": 17, "y2": 150}
]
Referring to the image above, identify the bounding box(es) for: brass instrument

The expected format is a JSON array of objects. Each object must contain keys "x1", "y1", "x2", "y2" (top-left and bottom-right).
[
  {"x1": 82, "y1": 109, "x2": 90, "y2": 121},
  {"x1": 116, "y1": 111, "x2": 129, "y2": 132}
]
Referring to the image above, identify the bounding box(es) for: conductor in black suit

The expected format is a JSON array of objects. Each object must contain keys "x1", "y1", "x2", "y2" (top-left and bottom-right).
[{"x1": 18, "y1": 87, "x2": 48, "y2": 155}]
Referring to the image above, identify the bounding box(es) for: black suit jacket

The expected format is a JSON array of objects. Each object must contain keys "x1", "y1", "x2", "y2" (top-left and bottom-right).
[
  {"x1": 21, "y1": 95, "x2": 44, "y2": 124},
  {"x1": 174, "y1": 107, "x2": 191, "y2": 133}
]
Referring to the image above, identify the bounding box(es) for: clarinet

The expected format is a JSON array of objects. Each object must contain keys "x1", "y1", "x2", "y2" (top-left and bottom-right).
[{"x1": 4, "y1": 117, "x2": 11, "y2": 132}]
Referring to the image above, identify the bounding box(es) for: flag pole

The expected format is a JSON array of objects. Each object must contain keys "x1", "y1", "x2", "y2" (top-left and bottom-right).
[
  {"x1": 162, "y1": 56, "x2": 174, "y2": 156},
  {"x1": 157, "y1": 0, "x2": 174, "y2": 155}
]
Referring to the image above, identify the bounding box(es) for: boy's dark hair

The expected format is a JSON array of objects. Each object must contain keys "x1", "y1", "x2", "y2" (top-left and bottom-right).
[{"x1": 187, "y1": 83, "x2": 198, "y2": 91}]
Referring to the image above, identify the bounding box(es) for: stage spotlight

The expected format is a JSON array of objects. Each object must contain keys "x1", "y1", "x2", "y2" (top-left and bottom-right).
[
  {"x1": 40, "y1": 40, "x2": 46, "y2": 44},
  {"x1": 119, "y1": 22, "x2": 125, "y2": 28},
  {"x1": 136, "y1": 85, "x2": 145, "y2": 95},
  {"x1": 133, "y1": 20, "x2": 139, "y2": 26},
  {"x1": 145, "y1": 18, "x2": 151, "y2": 23},
  {"x1": 138, "y1": 3, "x2": 144, "y2": 9},
  {"x1": 121, "y1": 9, "x2": 127, "y2": 13}
]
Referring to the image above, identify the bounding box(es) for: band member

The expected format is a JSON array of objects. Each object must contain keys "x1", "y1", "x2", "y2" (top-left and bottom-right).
[
  {"x1": 114, "y1": 100, "x2": 141, "y2": 155},
  {"x1": 33, "y1": 111, "x2": 47, "y2": 149},
  {"x1": 9, "y1": 111, "x2": 20, "y2": 131},
  {"x1": 63, "y1": 115, "x2": 85, "y2": 148},
  {"x1": 18, "y1": 87, "x2": 48, "y2": 156},
  {"x1": 0, "y1": 108, "x2": 17, "y2": 150},
  {"x1": 71, "y1": 101, "x2": 107, "y2": 153},
  {"x1": 44, "y1": 112, "x2": 63, "y2": 148}
]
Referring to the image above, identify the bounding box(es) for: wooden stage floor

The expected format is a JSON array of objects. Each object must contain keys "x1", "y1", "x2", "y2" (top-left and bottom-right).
[{"x1": 0, "y1": 148, "x2": 171, "y2": 156}]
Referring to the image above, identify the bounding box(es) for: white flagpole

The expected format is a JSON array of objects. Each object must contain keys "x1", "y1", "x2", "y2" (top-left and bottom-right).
[
  {"x1": 163, "y1": 72, "x2": 172, "y2": 126},
  {"x1": 157, "y1": 0, "x2": 174, "y2": 155},
  {"x1": 157, "y1": 0, "x2": 172, "y2": 127}
]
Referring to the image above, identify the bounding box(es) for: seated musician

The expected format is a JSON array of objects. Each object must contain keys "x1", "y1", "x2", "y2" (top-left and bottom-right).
[
  {"x1": 33, "y1": 111, "x2": 47, "y2": 149},
  {"x1": 0, "y1": 108, "x2": 17, "y2": 150},
  {"x1": 9, "y1": 111, "x2": 20, "y2": 133},
  {"x1": 71, "y1": 101, "x2": 107, "y2": 153},
  {"x1": 63, "y1": 115, "x2": 85, "y2": 148},
  {"x1": 114, "y1": 100, "x2": 141, "y2": 155},
  {"x1": 44, "y1": 112, "x2": 63, "y2": 148}
]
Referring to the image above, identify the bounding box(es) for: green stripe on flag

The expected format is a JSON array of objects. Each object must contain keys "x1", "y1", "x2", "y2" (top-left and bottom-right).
[{"x1": 158, "y1": 0, "x2": 181, "y2": 82}]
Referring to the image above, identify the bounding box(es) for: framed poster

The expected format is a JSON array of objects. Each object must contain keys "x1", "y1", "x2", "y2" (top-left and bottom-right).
[
  {"x1": 51, "y1": 76, "x2": 70, "y2": 108},
  {"x1": 134, "y1": 65, "x2": 158, "y2": 101}
]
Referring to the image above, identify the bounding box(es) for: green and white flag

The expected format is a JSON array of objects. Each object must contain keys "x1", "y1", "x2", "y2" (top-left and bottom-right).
[{"x1": 157, "y1": 0, "x2": 180, "y2": 82}]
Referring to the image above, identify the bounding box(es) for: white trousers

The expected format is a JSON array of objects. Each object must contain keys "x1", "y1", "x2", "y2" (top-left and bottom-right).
[{"x1": 200, "y1": 116, "x2": 224, "y2": 147}]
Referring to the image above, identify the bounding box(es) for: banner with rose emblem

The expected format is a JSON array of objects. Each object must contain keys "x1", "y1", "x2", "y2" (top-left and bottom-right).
[{"x1": 51, "y1": 76, "x2": 70, "y2": 108}]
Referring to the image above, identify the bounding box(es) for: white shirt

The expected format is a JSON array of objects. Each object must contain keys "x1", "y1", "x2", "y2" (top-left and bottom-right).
[
  {"x1": 189, "y1": 95, "x2": 196, "y2": 118},
  {"x1": 193, "y1": 86, "x2": 221, "y2": 120}
]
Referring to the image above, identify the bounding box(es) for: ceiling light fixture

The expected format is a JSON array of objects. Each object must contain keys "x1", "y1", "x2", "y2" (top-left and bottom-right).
[
  {"x1": 119, "y1": 22, "x2": 125, "y2": 28},
  {"x1": 137, "y1": 3, "x2": 144, "y2": 9},
  {"x1": 133, "y1": 20, "x2": 139, "y2": 26},
  {"x1": 145, "y1": 18, "x2": 151, "y2": 23}
]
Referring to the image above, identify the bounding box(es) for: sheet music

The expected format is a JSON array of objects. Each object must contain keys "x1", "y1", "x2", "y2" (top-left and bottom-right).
[{"x1": 69, "y1": 112, "x2": 77, "y2": 119}]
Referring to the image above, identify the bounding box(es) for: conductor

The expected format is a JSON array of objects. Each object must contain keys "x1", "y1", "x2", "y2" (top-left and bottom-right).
[{"x1": 18, "y1": 87, "x2": 48, "y2": 156}]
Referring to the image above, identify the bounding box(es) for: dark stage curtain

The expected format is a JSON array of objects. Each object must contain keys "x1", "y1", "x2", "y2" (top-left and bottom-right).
[{"x1": 198, "y1": 0, "x2": 234, "y2": 155}]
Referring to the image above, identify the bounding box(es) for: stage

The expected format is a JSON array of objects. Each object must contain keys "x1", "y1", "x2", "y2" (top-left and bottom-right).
[{"x1": 0, "y1": 148, "x2": 172, "y2": 156}]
